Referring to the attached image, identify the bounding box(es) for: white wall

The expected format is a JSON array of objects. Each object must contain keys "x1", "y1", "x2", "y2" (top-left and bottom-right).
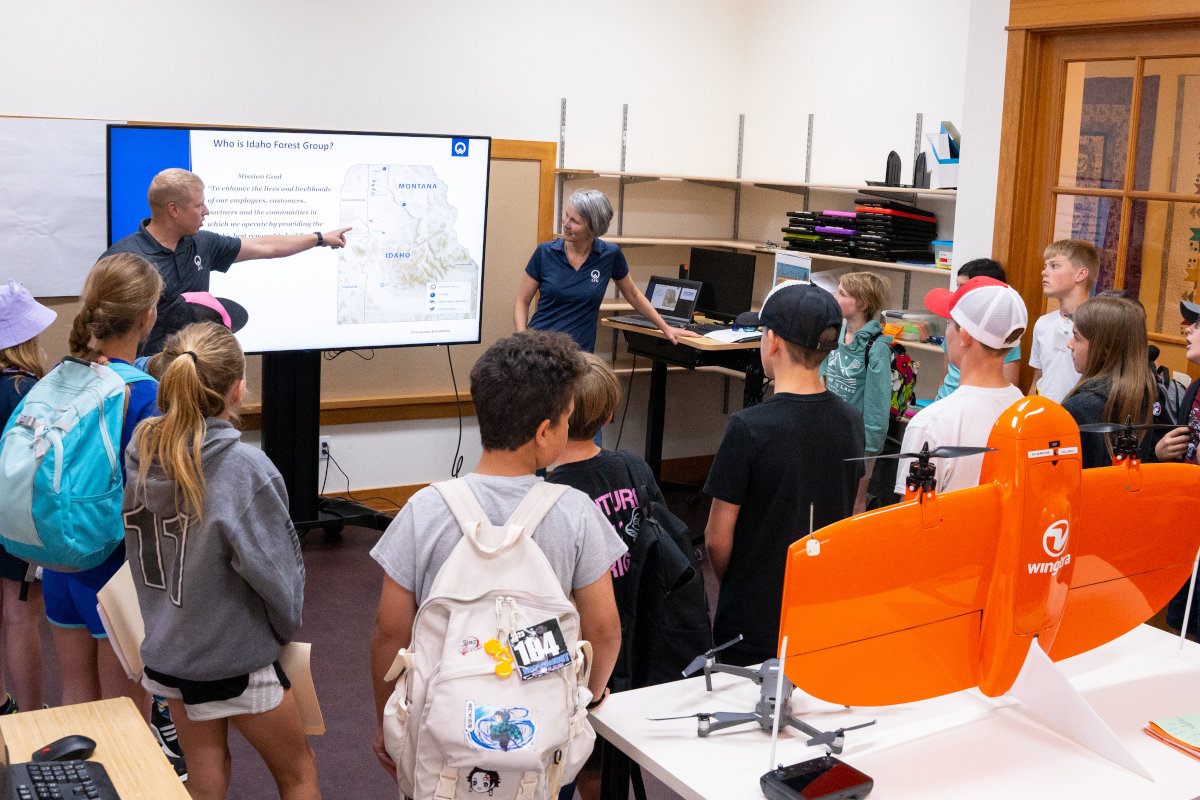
[
  {"x1": 3, "y1": 1, "x2": 1008, "y2": 489},
  {"x1": 951, "y1": 0, "x2": 1013, "y2": 268},
  {"x1": 739, "y1": 0, "x2": 971, "y2": 184}
]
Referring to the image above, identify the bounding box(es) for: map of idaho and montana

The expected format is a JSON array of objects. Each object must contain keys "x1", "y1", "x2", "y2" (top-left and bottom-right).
[{"x1": 337, "y1": 164, "x2": 480, "y2": 325}]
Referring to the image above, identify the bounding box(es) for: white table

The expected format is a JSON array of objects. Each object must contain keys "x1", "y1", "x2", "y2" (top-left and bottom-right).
[{"x1": 590, "y1": 625, "x2": 1200, "y2": 799}]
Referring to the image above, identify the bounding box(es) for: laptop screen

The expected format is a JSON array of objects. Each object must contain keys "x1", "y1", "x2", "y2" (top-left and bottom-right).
[{"x1": 644, "y1": 276, "x2": 702, "y2": 322}]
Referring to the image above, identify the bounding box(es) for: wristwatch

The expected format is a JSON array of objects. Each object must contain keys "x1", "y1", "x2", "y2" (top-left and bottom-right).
[{"x1": 315, "y1": 231, "x2": 325, "y2": 247}]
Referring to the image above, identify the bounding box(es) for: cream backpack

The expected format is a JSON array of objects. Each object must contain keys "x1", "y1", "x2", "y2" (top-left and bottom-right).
[{"x1": 383, "y1": 479, "x2": 596, "y2": 800}]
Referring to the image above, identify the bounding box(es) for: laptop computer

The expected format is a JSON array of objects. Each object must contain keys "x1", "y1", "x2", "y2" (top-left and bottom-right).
[{"x1": 608, "y1": 275, "x2": 704, "y2": 329}]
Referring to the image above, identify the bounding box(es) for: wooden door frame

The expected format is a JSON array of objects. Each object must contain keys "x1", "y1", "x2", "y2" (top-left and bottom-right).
[{"x1": 992, "y1": 4, "x2": 1200, "y2": 385}]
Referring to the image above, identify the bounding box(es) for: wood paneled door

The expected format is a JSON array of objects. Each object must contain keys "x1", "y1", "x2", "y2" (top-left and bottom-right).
[{"x1": 995, "y1": 12, "x2": 1200, "y2": 380}]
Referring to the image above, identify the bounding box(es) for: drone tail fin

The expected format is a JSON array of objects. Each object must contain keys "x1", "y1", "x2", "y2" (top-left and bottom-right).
[
  {"x1": 1047, "y1": 462, "x2": 1200, "y2": 661},
  {"x1": 779, "y1": 485, "x2": 1001, "y2": 705}
]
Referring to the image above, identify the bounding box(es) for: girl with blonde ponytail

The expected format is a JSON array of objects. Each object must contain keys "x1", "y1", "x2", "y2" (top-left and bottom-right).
[
  {"x1": 44, "y1": 254, "x2": 161, "y2": 713},
  {"x1": 124, "y1": 322, "x2": 318, "y2": 800}
]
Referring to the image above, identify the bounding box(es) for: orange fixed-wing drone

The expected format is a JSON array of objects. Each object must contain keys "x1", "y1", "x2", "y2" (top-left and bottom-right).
[{"x1": 779, "y1": 395, "x2": 1200, "y2": 707}]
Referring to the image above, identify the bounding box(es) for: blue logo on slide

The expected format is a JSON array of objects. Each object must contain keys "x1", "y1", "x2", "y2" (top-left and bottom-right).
[{"x1": 451, "y1": 138, "x2": 469, "y2": 157}]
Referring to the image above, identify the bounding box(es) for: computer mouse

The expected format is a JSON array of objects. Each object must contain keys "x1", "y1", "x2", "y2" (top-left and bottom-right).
[{"x1": 31, "y1": 734, "x2": 97, "y2": 762}]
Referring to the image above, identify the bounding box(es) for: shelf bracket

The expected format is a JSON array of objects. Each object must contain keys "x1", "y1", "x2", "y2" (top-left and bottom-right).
[
  {"x1": 617, "y1": 103, "x2": 629, "y2": 236},
  {"x1": 912, "y1": 112, "x2": 923, "y2": 180},
  {"x1": 733, "y1": 113, "x2": 744, "y2": 240},
  {"x1": 556, "y1": 97, "x2": 567, "y2": 235},
  {"x1": 805, "y1": 113, "x2": 814, "y2": 183}
]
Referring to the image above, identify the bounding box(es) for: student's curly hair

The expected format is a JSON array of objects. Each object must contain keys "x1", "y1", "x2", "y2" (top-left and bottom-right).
[
  {"x1": 469, "y1": 331, "x2": 585, "y2": 451},
  {"x1": 69, "y1": 253, "x2": 163, "y2": 359}
]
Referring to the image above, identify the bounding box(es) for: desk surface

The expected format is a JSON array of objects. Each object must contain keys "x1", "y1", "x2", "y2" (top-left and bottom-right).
[
  {"x1": 600, "y1": 319, "x2": 762, "y2": 351},
  {"x1": 591, "y1": 625, "x2": 1200, "y2": 800},
  {"x1": 0, "y1": 697, "x2": 189, "y2": 799}
]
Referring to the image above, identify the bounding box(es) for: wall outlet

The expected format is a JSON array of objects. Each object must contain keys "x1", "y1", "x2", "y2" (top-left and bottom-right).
[{"x1": 318, "y1": 436, "x2": 331, "y2": 460}]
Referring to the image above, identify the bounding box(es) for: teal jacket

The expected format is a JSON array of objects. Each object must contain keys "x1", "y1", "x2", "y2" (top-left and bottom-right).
[{"x1": 820, "y1": 319, "x2": 892, "y2": 456}]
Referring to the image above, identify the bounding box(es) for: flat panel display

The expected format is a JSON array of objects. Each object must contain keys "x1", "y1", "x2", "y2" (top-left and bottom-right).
[
  {"x1": 107, "y1": 125, "x2": 491, "y2": 353},
  {"x1": 687, "y1": 247, "x2": 756, "y2": 323}
]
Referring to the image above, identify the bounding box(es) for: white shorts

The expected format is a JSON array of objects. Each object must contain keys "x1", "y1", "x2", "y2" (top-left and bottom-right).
[{"x1": 142, "y1": 661, "x2": 288, "y2": 722}]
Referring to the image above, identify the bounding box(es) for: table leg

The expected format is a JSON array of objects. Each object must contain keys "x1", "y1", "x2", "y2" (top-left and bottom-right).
[
  {"x1": 645, "y1": 359, "x2": 668, "y2": 479},
  {"x1": 599, "y1": 736, "x2": 632, "y2": 800}
]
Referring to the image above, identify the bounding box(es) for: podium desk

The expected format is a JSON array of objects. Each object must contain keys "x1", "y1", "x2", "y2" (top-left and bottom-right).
[
  {"x1": 600, "y1": 319, "x2": 763, "y2": 478},
  {"x1": 0, "y1": 697, "x2": 188, "y2": 799},
  {"x1": 590, "y1": 625, "x2": 1200, "y2": 800}
]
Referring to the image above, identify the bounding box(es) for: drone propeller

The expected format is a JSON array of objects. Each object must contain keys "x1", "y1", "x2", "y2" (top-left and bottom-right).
[
  {"x1": 1077, "y1": 421, "x2": 1180, "y2": 433},
  {"x1": 649, "y1": 713, "x2": 714, "y2": 722},
  {"x1": 804, "y1": 720, "x2": 878, "y2": 750},
  {"x1": 849, "y1": 443, "x2": 995, "y2": 462},
  {"x1": 682, "y1": 634, "x2": 745, "y2": 677}
]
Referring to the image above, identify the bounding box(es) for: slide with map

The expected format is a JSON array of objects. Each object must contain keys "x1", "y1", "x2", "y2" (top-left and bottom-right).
[{"x1": 107, "y1": 125, "x2": 490, "y2": 352}]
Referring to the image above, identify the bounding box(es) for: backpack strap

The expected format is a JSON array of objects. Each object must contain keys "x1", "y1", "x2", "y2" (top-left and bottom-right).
[
  {"x1": 433, "y1": 479, "x2": 569, "y2": 555},
  {"x1": 864, "y1": 330, "x2": 885, "y2": 372},
  {"x1": 106, "y1": 360, "x2": 155, "y2": 386},
  {"x1": 505, "y1": 480, "x2": 570, "y2": 532}
]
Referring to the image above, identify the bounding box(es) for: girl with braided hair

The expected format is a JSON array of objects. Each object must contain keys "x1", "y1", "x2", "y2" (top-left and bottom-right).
[{"x1": 46, "y1": 253, "x2": 161, "y2": 709}]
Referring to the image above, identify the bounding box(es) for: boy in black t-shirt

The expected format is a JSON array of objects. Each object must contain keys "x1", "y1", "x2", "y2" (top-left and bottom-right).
[{"x1": 705, "y1": 283, "x2": 864, "y2": 666}]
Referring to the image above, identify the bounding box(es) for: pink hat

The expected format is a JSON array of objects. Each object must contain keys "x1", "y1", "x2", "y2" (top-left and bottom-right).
[{"x1": 0, "y1": 280, "x2": 56, "y2": 350}]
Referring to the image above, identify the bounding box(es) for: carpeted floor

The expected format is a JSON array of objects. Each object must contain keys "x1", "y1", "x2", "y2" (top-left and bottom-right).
[{"x1": 224, "y1": 488, "x2": 715, "y2": 799}]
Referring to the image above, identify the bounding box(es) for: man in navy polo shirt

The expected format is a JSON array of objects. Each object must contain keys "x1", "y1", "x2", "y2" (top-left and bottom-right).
[{"x1": 103, "y1": 168, "x2": 351, "y2": 355}]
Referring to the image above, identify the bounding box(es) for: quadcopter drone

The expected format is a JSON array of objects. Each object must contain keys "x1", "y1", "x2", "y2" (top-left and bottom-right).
[{"x1": 649, "y1": 635, "x2": 876, "y2": 754}]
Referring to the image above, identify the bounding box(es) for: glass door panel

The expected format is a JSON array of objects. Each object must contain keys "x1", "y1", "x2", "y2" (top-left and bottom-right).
[
  {"x1": 1134, "y1": 57, "x2": 1200, "y2": 194},
  {"x1": 1051, "y1": 193, "x2": 1124, "y2": 293},
  {"x1": 1133, "y1": 199, "x2": 1200, "y2": 338},
  {"x1": 1056, "y1": 60, "x2": 1136, "y2": 190}
]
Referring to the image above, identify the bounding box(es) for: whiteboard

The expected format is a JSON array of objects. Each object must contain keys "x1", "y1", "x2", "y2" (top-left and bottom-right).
[{"x1": 0, "y1": 117, "x2": 112, "y2": 297}]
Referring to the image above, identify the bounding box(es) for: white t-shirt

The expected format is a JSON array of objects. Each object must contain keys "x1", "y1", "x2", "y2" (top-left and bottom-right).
[
  {"x1": 1029, "y1": 310, "x2": 1080, "y2": 403},
  {"x1": 894, "y1": 384, "x2": 1026, "y2": 495}
]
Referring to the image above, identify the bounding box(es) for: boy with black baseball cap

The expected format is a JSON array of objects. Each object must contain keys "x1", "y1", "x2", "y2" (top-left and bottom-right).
[
  {"x1": 704, "y1": 282, "x2": 864, "y2": 666},
  {"x1": 895, "y1": 276, "x2": 1027, "y2": 496}
]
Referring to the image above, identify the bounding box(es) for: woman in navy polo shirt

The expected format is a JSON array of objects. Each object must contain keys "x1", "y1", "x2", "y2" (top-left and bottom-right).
[{"x1": 515, "y1": 189, "x2": 684, "y2": 352}]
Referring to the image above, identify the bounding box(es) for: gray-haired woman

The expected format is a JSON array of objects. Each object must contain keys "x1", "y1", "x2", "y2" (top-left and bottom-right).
[{"x1": 515, "y1": 189, "x2": 684, "y2": 352}]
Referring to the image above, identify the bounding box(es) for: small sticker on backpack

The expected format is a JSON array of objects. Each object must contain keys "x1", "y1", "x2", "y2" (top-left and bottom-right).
[
  {"x1": 509, "y1": 618, "x2": 570, "y2": 680},
  {"x1": 459, "y1": 636, "x2": 481, "y2": 655},
  {"x1": 465, "y1": 701, "x2": 535, "y2": 751}
]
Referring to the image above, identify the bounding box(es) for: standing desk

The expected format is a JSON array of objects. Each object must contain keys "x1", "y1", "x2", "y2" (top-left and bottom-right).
[
  {"x1": 0, "y1": 697, "x2": 188, "y2": 799},
  {"x1": 590, "y1": 625, "x2": 1200, "y2": 800},
  {"x1": 600, "y1": 319, "x2": 763, "y2": 478}
]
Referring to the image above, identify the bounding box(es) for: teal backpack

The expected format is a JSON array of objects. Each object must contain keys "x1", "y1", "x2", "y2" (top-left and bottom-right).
[{"x1": 0, "y1": 357, "x2": 153, "y2": 572}]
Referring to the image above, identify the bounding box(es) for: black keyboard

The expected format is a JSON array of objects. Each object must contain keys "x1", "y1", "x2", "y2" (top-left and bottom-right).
[
  {"x1": 8, "y1": 760, "x2": 120, "y2": 800},
  {"x1": 683, "y1": 322, "x2": 728, "y2": 335}
]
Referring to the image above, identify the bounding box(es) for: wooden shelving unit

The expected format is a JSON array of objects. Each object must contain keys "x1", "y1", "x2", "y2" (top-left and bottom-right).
[
  {"x1": 556, "y1": 168, "x2": 955, "y2": 281},
  {"x1": 565, "y1": 167, "x2": 956, "y2": 394}
]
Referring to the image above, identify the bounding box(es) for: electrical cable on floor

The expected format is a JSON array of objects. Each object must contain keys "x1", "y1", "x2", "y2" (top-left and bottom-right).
[
  {"x1": 321, "y1": 451, "x2": 403, "y2": 510},
  {"x1": 446, "y1": 345, "x2": 465, "y2": 477}
]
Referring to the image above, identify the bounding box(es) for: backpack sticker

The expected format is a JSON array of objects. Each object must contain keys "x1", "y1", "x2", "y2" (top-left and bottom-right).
[
  {"x1": 509, "y1": 619, "x2": 570, "y2": 680},
  {"x1": 459, "y1": 636, "x2": 481, "y2": 655},
  {"x1": 465, "y1": 702, "x2": 535, "y2": 752},
  {"x1": 467, "y1": 767, "x2": 501, "y2": 794}
]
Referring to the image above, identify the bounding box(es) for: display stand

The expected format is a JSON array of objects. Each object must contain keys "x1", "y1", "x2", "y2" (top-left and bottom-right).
[{"x1": 261, "y1": 351, "x2": 392, "y2": 533}]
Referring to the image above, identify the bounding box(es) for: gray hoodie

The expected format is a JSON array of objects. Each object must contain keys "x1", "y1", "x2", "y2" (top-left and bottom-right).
[{"x1": 123, "y1": 418, "x2": 304, "y2": 681}]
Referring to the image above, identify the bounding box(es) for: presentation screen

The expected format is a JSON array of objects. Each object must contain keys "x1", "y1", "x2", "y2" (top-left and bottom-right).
[{"x1": 107, "y1": 125, "x2": 491, "y2": 353}]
